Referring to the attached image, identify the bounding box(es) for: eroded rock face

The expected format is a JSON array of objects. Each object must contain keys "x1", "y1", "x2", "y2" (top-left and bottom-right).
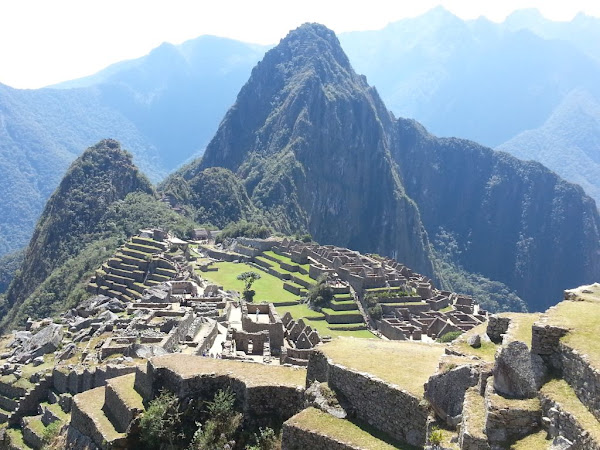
[
  {"x1": 16, "y1": 323, "x2": 63, "y2": 362},
  {"x1": 493, "y1": 340, "x2": 547, "y2": 399},
  {"x1": 424, "y1": 363, "x2": 480, "y2": 427}
]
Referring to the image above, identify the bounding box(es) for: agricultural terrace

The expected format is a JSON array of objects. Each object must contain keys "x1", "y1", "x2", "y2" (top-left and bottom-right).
[{"x1": 319, "y1": 338, "x2": 445, "y2": 396}]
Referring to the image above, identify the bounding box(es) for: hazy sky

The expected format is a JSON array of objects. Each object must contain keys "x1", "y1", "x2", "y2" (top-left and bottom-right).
[{"x1": 1, "y1": 0, "x2": 599, "y2": 89}]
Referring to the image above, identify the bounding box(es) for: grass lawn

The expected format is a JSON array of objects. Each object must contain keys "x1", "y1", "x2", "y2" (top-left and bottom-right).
[
  {"x1": 199, "y1": 262, "x2": 299, "y2": 304},
  {"x1": 451, "y1": 322, "x2": 498, "y2": 362},
  {"x1": 287, "y1": 407, "x2": 413, "y2": 449},
  {"x1": 463, "y1": 388, "x2": 487, "y2": 441},
  {"x1": 542, "y1": 284, "x2": 600, "y2": 370},
  {"x1": 152, "y1": 354, "x2": 306, "y2": 386},
  {"x1": 320, "y1": 338, "x2": 444, "y2": 396},
  {"x1": 198, "y1": 262, "x2": 376, "y2": 339},
  {"x1": 503, "y1": 312, "x2": 542, "y2": 346}
]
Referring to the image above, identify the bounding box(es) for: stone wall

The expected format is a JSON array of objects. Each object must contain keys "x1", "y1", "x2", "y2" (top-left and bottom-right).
[
  {"x1": 484, "y1": 382, "x2": 541, "y2": 446},
  {"x1": 559, "y1": 342, "x2": 600, "y2": 422},
  {"x1": 159, "y1": 311, "x2": 194, "y2": 352},
  {"x1": 281, "y1": 421, "x2": 359, "y2": 450},
  {"x1": 9, "y1": 373, "x2": 53, "y2": 425},
  {"x1": 327, "y1": 363, "x2": 427, "y2": 447},
  {"x1": 540, "y1": 390, "x2": 600, "y2": 450},
  {"x1": 232, "y1": 329, "x2": 269, "y2": 354},
  {"x1": 306, "y1": 351, "x2": 426, "y2": 447},
  {"x1": 531, "y1": 323, "x2": 568, "y2": 370},
  {"x1": 237, "y1": 238, "x2": 278, "y2": 251},
  {"x1": 459, "y1": 387, "x2": 490, "y2": 450},
  {"x1": 486, "y1": 316, "x2": 511, "y2": 344},
  {"x1": 241, "y1": 303, "x2": 284, "y2": 353},
  {"x1": 150, "y1": 366, "x2": 304, "y2": 429},
  {"x1": 377, "y1": 319, "x2": 407, "y2": 341},
  {"x1": 53, "y1": 364, "x2": 137, "y2": 395}
]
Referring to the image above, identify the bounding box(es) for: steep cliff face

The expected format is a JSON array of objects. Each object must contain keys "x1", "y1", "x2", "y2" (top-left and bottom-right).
[
  {"x1": 193, "y1": 24, "x2": 434, "y2": 276},
  {"x1": 174, "y1": 23, "x2": 600, "y2": 311},
  {"x1": 3, "y1": 140, "x2": 153, "y2": 316},
  {"x1": 392, "y1": 118, "x2": 600, "y2": 310}
]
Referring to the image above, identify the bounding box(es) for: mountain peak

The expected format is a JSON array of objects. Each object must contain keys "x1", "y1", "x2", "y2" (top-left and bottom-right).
[{"x1": 270, "y1": 22, "x2": 353, "y2": 77}]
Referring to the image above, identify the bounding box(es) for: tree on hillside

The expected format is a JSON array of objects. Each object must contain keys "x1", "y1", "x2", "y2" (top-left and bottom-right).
[
  {"x1": 307, "y1": 275, "x2": 333, "y2": 308},
  {"x1": 237, "y1": 271, "x2": 261, "y2": 302}
]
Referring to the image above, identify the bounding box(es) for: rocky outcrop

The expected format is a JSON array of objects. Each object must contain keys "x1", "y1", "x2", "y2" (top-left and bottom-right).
[
  {"x1": 392, "y1": 118, "x2": 600, "y2": 311},
  {"x1": 424, "y1": 361, "x2": 480, "y2": 427},
  {"x1": 493, "y1": 341, "x2": 547, "y2": 399}
]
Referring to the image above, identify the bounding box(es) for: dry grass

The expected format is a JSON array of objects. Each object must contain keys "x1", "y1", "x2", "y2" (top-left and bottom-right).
[
  {"x1": 543, "y1": 284, "x2": 600, "y2": 370},
  {"x1": 540, "y1": 378, "x2": 600, "y2": 443},
  {"x1": 488, "y1": 391, "x2": 540, "y2": 412},
  {"x1": 74, "y1": 386, "x2": 124, "y2": 443},
  {"x1": 510, "y1": 430, "x2": 551, "y2": 449},
  {"x1": 451, "y1": 322, "x2": 498, "y2": 362},
  {"x1": 287, "y1": 407, "x2": 413, "y2": 449},
  {"x1": 108, "y1": 373, "x2": 144, "y2": 411},
  {"x1": 463, "y1": 387, "x2": 487, "y2": 440},
  {"x1": 503, "y1": 313, "x2": 542, "y2": 346},
  {"x1": 319, "y1": 338, "x2": 444, "y2": 396},
  {"x1": 151, "y1": 354, "x2": 306, "y2": 387}
]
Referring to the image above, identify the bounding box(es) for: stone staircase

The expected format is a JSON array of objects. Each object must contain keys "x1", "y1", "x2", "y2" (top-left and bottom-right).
[{"x1": 68, "y1": 372, "x2": 146, "y2": 449}]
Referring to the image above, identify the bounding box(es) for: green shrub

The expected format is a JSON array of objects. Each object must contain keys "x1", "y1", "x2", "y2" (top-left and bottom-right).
[
  {"x1": 190, "y1": 388, "x2": 242, "y2": 450},
  {"x1": 139, "y1": 390, "x2": 182, "y2": 449},
  {"x1": 237, "y1": 271, "x2": 261, "y2": 302},
  {"x1": 438, "y1": 330, "x2": 462, "y2": 343},
  {"x1": 307, "y1": 276, "x2": 333, "y2": 308},
  {"x1": 368, "y1": 304, "x2": 383, "y2": 320},
  {"x1": 42, "y1": 420, "x2": 62, "y2": 445},
  {"x1": 429, "y1": 426, "x2": 443, "y2": 446},
  {"x1": 217, "y1": 220, "x2": 271, "y2": 243},
  {"x1": 247, "y1": 427, "x2": 280, "y2": 450}
]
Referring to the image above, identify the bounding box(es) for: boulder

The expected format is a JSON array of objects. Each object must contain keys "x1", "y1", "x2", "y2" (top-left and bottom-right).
[
  {"x1": 97, "y1": 311, "x2": 119, "y2": 323},
  {"x1": 16, "y1": 323, "x2": 63, "y2": 362},
  {"x1": 493, "y1": 340, "x2": 547, "y2": 399},
  {"x1": 424, "y1": 361, "x2": 481, "y2": 427},
  {"x1": 132, "y1": 344, "x2": 168, "y2": 359},
  {"x1": 468, "y1": 334, "x2": 482, "y2": 348},
  {"x1": 32, "y1": 356, "x2": 45, "y2": 366},
  {"x1": 142, "y1": 283, "x2": 171, "y2": 303},
  {"x1": 56, "y1": 343, "x2": 77, "y2": 362},
  {"x1": 104, "y1": 299, "x2": 127, "y2": 313}
]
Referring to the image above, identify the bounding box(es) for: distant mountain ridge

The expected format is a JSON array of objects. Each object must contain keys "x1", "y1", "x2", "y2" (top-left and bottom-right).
[
  {"x1": 167, "y1": 23, "x2": 600, "y2": 312},
  {"x1": 0, "y1": 36, "x2": 265, "y2": 257}
]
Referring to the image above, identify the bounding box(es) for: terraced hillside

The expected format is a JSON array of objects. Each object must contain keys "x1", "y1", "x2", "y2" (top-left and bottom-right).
[{"x1": 88, "y1": 236, "x2": 178, "y2": 302}]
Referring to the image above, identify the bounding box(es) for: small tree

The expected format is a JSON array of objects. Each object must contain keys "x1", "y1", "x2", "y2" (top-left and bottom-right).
[
  {"x1": 237, "y1": 271, "x2": 261, "y2": 302},
  {"x1": 307, "y1": 275, "x2": 334, "y2": 308},
  {"x1": 247, "y1": 427, "x2": 280, "y2": 450},
  {"x1": 190, "y1": 388, "x2": 242, "y2": 449},
  {"x1": 139, "y1": 390, "x2": 182, "y2": 450}
]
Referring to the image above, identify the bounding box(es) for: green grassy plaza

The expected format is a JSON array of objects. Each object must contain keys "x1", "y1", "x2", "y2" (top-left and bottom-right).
[{"x1": 199, "y1": 261, "x2": 375, "y2": 339}]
